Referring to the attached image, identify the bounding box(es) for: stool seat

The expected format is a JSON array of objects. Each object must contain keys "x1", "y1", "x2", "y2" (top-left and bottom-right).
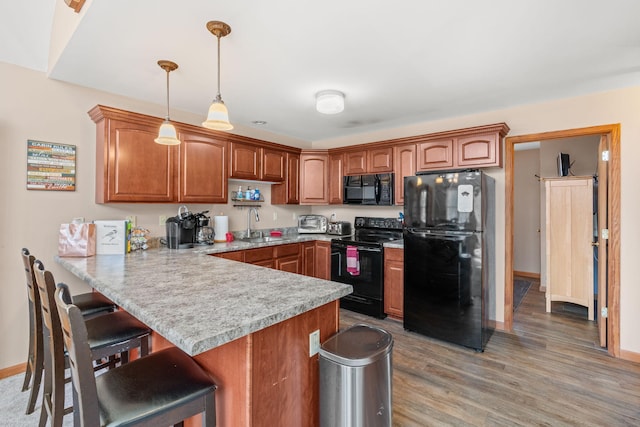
[
  {"x1": 96, "y1": 347, "x2": 216, "y2": 426},
  {"x1": 71, "y1": 292, "x2": 116, "y2": 318},
  {"x1": 85, "y1": 311, "x2": 149, "y2": 352}
]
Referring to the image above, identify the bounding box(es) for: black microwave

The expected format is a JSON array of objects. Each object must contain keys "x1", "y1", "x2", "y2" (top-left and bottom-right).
[{"x1": 343, "y1": 173, "x2": 394, "y2": 205}]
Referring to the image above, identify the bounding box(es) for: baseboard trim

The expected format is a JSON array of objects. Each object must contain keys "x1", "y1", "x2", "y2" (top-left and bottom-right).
[
  {"x1": 620, "y1": 349, "x2": 640, "y2": 363},
  {"x1": 0, "y1": 362, "x2": 26, "y2": 380},
  {"x1": 493, "y1": 320, "x2": 505, "y2": 331},
  {"x1": 514, "y1": 270, "x2": 540, "y2": 280}
]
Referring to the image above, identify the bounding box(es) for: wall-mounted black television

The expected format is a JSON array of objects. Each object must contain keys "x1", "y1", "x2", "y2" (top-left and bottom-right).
[{"x1": 557, "y1": 152, "x2": 570, "y2": 177}]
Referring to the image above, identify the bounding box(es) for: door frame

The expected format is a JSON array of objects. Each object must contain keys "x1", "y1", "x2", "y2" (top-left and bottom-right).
[{"x1": 504, "y1": 124, "x2": 621, "y2": 357}]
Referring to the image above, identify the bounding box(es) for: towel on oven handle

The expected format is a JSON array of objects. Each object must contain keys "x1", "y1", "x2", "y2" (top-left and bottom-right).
[{"x1": 346, "y1": 245, "x2": 360, "y2": 276}]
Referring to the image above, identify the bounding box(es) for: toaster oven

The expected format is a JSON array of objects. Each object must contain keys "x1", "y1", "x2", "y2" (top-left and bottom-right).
[{"x1": 298, "y1": 215, "x2": 328, "y2": 234}]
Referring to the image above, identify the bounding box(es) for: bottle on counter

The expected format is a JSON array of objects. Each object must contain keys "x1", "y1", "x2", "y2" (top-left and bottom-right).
[
  {"x1": 245, "y1": 186, "x2": 252, "y2": 200},
  {"x1": 253, "y1": 187, "x2": 260, "y2": 201},
  {"x1": 237, "y1": 186, "x2": 243, "y2": 200}
]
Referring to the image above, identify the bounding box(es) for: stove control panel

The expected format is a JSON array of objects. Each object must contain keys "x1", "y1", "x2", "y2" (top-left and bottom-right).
[{"x1": 354, "y1": 216, "x2": 403, "y2": 230}]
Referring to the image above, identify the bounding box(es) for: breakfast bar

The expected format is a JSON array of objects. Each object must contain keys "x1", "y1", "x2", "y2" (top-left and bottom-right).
[{"x1": 55, "y1": 248, "x2": 352, "y2": 427}]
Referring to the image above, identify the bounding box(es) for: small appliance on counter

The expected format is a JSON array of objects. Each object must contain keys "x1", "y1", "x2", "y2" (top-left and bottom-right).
[
  {"x1": 165, "y1": 205, "x2": 213, "y2": 249},
  {"x1": 298, "y1": 214, "x2": 328, "y2": 234},
  {"x1": 327, "y1": 221, "x2": 352, "y2": 236}
]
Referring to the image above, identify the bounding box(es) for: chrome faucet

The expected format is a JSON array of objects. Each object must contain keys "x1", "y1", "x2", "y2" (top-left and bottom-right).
[{"x1": 247, "y1": 207, "x2": 259, "y2": 238}]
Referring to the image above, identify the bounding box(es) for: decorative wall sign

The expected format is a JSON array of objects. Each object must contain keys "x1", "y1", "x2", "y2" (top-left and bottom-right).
[{"x1": 27, "y1": 140, "x2": 76, "y2": 191}]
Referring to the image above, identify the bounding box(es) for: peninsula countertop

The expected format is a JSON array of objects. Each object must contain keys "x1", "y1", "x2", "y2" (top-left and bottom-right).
[{"x1": 55, "y1": 247, "x2": 352, "y2": 356}]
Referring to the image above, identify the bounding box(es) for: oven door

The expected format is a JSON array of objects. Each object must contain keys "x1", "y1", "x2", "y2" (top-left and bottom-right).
[{"x1": 331, "y1": 241, "x2": 385, "y2": 317}]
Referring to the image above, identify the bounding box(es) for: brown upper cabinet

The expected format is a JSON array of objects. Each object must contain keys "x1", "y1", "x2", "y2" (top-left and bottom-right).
[
  {"x1": 394, "y1": 144, "x2": 416, "y2": 205},
  {"x1": 328, "y1": 152, "x2": 344, "y2": 205},
  {"x1": 89, "y1": 105, "x2": 227, "y2": 204},
  {"x1": 229, "y1": 141, "x2": 261, "y2": 180},
  {"x1": 229, "y1": 142, "x2": 287, "y2": 182},
  {"x1": 417, "y1": 138, "x2": 455, "y2": 171},
  {"x1": 299, "y1": 151, "x2": 329, "y2": 204},
  {"x1": 177, "y1": 129, "x2": 227, "y2": 203},
  {"x1": 344, "y1": 147, "x2": 393, "y2": 175},
  {"x1": 271, "y1": 152, "x2": 300, "y2": 204}
]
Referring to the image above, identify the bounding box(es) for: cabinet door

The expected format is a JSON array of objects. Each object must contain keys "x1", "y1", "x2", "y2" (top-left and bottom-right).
[
  {"x1": 271, "y1": 152, "x2": 300, "y2": 204},
  {"x1": 328, "y1": 153, "x2": 344, "y2": 205},
  {"x1": 417, "y1": 139, "x2": 454, "y2": 171},
  {"x1": 101, "y1": 119, "x2": 176, "y2": 202},
  {"x1": 384, "y1": 248, "x2": 404, "y2": 319},
  {"x1": 262, "y1": 148, "x2": 286, "y2": 182},
  {"x1": 394, "y1": 144, "x2": 416, "y2": 206},
  {"x1": 300, "y1": 152, "x2": 329, "y2": 204},
  {"x1": 368, "y1": 147, "x2": 393, "y2": 173},
  {"x1": 276, "y1": 255, "x2": 300, "y2": 274},
  {"x1": 302, "y1": 242, "x2": 315, "y2": 277},
  {"x1": 230, "y1": 142, "x2": 261, "y2": 180},
  {"x1": 344, "y1": 151, "x2": 367, "y2": 175},
  {"x1": 244, "y1": 247, "x2": 274, "y2": 264},
  {"x1": 212, "y1": 251, "x2": 244, "y2": 262},
  {"x1": 456, "y1": 133, "x2": 500, "y2": 168},
  {"x1": 178, "y1": 131, "x2": 227, "y2": 203},
  {"x1": 314, "y1": 241, "x2": 331, "y2": 280}
]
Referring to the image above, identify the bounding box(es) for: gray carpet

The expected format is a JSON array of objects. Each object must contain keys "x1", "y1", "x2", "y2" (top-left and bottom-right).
[
  {"x1": 513, "y1": 279, "x2": 532, "y2": 311},
  {"x1": 0, "y1": 372, "x2": 73, "y2": 426}
]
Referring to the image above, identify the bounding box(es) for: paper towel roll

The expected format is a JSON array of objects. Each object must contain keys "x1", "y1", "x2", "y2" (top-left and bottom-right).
[{"x1": 214, "y1": 216, "x2": 228, "y2": 242}]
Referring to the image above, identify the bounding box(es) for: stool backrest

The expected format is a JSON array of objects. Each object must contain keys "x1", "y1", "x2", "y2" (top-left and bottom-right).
[
  {"x1": 21, "y1": 248, "x2": 42, "y2": 335},
  {"x1": 54, "y1": 283, "x2": 100, "y2": 426}
]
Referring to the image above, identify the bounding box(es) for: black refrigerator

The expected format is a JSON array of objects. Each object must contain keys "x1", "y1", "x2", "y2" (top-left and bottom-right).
[{"x1": 403, "y1": 170, "x2": 495, "y2": 351}]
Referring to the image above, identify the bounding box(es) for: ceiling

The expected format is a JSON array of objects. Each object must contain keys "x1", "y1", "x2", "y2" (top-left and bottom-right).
[{"x1": 3, "y1": 0, "x2": 640, "y2": 142}]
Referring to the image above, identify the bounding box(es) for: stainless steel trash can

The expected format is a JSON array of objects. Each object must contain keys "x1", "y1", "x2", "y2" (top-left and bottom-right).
[{"x1": 319, "y1": 323, "x2": 393, "y2": 427}]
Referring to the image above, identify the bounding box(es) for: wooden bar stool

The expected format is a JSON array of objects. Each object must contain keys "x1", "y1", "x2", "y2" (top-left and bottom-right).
[
  {"x1": 55, "y1": 283, "x2": 218, "y2": 426},
  {"x1": 34, "y1": 260, "x2": 152, "y2": 427},
  {"x1": 20, "y1": 248, "x2": 116, "y2": 415}
]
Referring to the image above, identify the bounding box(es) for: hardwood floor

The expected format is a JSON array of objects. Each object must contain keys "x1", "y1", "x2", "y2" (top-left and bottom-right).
[{"x1": 339, "y1": 283, "x2": 640, "y2": 426}]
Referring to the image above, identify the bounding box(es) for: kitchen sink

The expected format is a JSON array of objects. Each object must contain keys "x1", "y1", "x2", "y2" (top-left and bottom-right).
[{"x1": 239, "y1": 236, "x2": 289, "y2": 243}]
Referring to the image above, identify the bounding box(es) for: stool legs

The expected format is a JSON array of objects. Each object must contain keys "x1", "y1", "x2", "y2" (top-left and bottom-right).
[{"x1": 24, "y1": 293, "x2": 44, "y2": 415}]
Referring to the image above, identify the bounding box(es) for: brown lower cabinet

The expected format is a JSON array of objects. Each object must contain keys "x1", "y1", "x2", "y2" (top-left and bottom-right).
[
  {"x1": 384, "y1": 247, "x2": 404, "y2": 320},
  {"x1": 212, "y1": 241, "x2": 330, "y2": 278}
]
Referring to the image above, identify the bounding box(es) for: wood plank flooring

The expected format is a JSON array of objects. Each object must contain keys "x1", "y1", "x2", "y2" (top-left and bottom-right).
[{"x1": 339, "y1": 281, "x2": 640, "y2": 426}]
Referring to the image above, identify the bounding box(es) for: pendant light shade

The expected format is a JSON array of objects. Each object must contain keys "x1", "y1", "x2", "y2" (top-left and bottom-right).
[
  {"x1": 154, "y1": 60, "x2": 181, "y2": 145},
  {"x1": 203, "y1": 21, "x2": 233, "y2": 131}
]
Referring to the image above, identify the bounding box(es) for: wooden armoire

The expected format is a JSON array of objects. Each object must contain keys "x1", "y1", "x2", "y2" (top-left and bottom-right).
[{"x1": 544, "y1": 176, "x2": 594, "y2": 320}]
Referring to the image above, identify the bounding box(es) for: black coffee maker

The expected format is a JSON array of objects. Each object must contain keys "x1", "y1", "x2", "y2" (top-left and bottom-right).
[{"x1": 165, "y1": 206, "x2": 197, "y2": 249}]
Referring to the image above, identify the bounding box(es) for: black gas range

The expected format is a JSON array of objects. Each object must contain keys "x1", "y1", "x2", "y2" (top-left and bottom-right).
[{"x1": 330, "y1": 217, "x2": 403, "y2": 318}]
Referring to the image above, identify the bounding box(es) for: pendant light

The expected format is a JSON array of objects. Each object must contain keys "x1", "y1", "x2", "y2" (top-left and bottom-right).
[
  {"x1": 154, "y1": 60, "x2": 181, "y2": 145},
  {"x1": 203, "y1": 21, "x2": 233, "y2": 131}
]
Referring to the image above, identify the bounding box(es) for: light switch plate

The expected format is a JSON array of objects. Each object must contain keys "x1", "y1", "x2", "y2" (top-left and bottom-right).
[{"x1": 309, "y1": 329, "x2": 320, "y2": 357}]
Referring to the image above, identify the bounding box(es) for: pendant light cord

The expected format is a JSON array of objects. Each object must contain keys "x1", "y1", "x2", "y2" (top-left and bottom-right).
[
  {"x1": 216, "y1": 35, "x2": 222, "y2": 99},
  {"x1": 165, "y1": 69, "x2": 171, "y2": 120}
]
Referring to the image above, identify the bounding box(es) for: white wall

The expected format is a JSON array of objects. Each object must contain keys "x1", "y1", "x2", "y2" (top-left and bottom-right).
[
  {"x1": 2, "y1": 60, "x2": 640, "y2": 370},
  {"x1": 513, "y1": 149, "x2": 541, "y2": 275}
]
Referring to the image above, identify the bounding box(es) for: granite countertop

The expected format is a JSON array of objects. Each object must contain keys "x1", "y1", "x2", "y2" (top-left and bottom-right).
[{"x1": 55, "y1": 241, "x2": 352, "y2": 356}]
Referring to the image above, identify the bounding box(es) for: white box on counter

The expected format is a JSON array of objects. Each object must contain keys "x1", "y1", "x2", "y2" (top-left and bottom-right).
[{"x1": 94, "y1": 220, "x2": 128, "y2": 254}]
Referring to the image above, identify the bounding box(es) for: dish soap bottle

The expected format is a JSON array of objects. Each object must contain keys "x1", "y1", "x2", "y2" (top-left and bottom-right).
[{"x1": 236, "y1": 186, "x2": 243, "y2": 200}]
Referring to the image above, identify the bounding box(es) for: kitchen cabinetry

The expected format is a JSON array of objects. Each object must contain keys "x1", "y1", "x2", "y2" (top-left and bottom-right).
[
  {"x1": 384, "y1": 247, "x2": 404, "y2": 319},
  {"x1": 394, "y1": 144, "x2": 416, "y2": 206},
  {"x1": 90, "y1": 105, "x2": 228, "y2": 204},
  {"x1": 544, "y1": 177, "x2": 594, "y2": 320},
  {"x1": 302, "y1": 241, "x2": 315, "y2": 277},
  {"x1": 177, "y1": 129, "x2": 227, "y2": 203},
  {"x1": 274, "y1": 244, "x2": 301, "y2": 273},
  {"x1": 229, "y1": 142, "x2": 261, "y2": 181},
  {"x1": 328, "y1": 153, "x2": 344, "y2": 205},
  {"x1": 261, "y1": 148, "x2": 286, "y2": 182},
  {"x1": 417, "y1": 138, "x2": 455, "y2": 171},
  {"x1": 344, "y1": 147, "x2": 393, "y2": 175},
  {"x1": 300, "y1": 151, "x2": 329, "y2": 205},
  {"x1": 244, "y1": 246, "x2": 275, "y2": 269},
  {"x1": 271, "y1": 152, "x2": 300, "y2": 204},
  {"x1": 314, "y1": 241, "x2": 331, "y2": 280}
]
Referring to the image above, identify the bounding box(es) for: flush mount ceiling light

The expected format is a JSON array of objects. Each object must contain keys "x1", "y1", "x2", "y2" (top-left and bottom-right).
[
  {"x1": 203, "y1": 21, "x2": 233, "y2": 131},
  {"x1": 154, "y1": 60, "x2": 181, "y2": 146},
  {"x1": 316, "y1": 90, "x2": 345, "y2": 114}
]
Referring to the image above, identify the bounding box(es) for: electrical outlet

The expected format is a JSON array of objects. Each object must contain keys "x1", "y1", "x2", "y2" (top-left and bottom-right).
[
  {"x1": 126, "y1": 215, "x2": 136, "y2": 227},
  {"x1": 292, "y1": 212, "x2": 297, "y2": 220},
  {"x1": 309, "y1": 329, "x2": 320, "y2": 357},
  {"x1": 273, "y1": 211, "x2": 278, "y2": 221},
  {"x1": 159, "y1": 215, "x2": 167, "y2": 225}
]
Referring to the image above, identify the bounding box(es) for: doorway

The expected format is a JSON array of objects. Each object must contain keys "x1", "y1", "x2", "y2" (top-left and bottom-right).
[{"x1": 504, "y1": 124, "x2": 621, "y2": 357}]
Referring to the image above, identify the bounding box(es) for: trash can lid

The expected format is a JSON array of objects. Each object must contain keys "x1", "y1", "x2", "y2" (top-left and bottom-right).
[{"x1": 319, "y1": 324, "x2": 393, "y2": 366}]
